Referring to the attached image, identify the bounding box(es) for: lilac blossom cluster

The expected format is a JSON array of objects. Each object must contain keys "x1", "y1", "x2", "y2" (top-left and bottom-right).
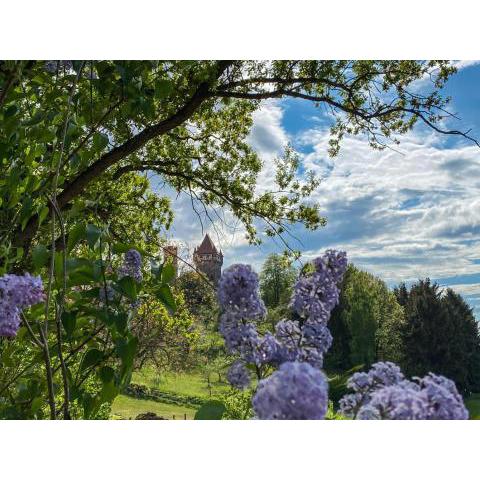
[
  {"x1": 218, "y1": 250, "x2": 347, "y2": 419},
  {"x1": 118, "y1": 249, "x2": 143, "y2": 282},
  {"x1": 0, "y1": 273, "x2": 45, "y2": 337},
  {"x1": 253, "y1": 361, "x2": 329, "y2": 419},
  {"x1": 227, "y1": 360, "x2": 251, "y2": 390},
  {"x1": 339, "y1": 362, "x2": 468, "y2": 420}
]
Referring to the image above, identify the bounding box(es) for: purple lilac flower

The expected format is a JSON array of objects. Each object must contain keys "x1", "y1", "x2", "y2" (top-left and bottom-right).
[
  {"x1": 274, "y1": 319, "x2": 302, "y2": 363},
  {"x1": 296, "y1": 323, "x2": 333, "y2": 369},
  {"x1": 252, "y1": 361, "x2": 329, "y2": 420},
  {"x1": 227, "y1": 360, "x2": 251, "y2": 390},
  {"x1": 0, "y1": 303, "x2": 21, "y2": 337},
  {"x1": 318, "y1": 250, "x2": 348, "y2": 284},
  {"x1": 273, "y1": 319, "x2": 333, "y2": 368},
  {"x1": 0, "y1": 274, "x2": 45, "y2": 337},
  {"x1": 419, "y1": 374, "x2": 469, "y2": 420},
  {"x1": 253, "y1": 333, "x2": 282, "y2": 365},
  {"x1": 290, "y1": 272, "x2": 335, "y2": 323},
  {"x1": 355, "y1": 404, "x2": 381, "y2": 420},
  {"x1": 290, "y1": 250, "x2": 347, "y2": 324},
  {"x1": 218, "y1": 264, "x2": 266, "y2": 321},
  {"x1": 219, "y1": 313, "x2": 260, "y2": 359},
  {"x1": 340, "y1": 362, "x2": 469, "y2": 420},
  {"x1": 360, "y1": 384, "x2": 429, "y2": 420},
  {"x1": 347, "y1": 362, "x2": 405, "y2": 394},
  {"x1": 338, "y1": 392, "x2": 365, "y2": 418},
  {"x1": 340, "y1": 363, "x2": 409, "y2": 417},
  {"x1": 118, "y1": 249, "x2": 143, "y2": 282}
]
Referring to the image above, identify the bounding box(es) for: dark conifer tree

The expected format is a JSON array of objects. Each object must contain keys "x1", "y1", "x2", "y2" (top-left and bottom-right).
[{"x1": 395, "y1": 280, "x2": 480, "y2": 393}]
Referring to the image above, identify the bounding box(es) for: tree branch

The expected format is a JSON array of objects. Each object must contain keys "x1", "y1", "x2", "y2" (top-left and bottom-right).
[{"x1": 15, "y1": 61, "x2": 233, "y2": 251}]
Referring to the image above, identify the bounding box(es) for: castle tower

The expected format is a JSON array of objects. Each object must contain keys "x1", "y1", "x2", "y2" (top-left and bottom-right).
[{"x1": 193, "y1": 234, "x2": 223, "y2": 285}]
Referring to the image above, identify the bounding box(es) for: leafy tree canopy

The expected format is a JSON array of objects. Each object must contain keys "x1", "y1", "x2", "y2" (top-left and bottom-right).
[
  {"x1": 326, "y1": 265, "x2": 405, "y2": 370},
  {"x1": 0, "y1": 60, "x2": 472, "y2": 264},
  {"x1": 259, "y1": 253, "x2": 297, "y2": 309}
]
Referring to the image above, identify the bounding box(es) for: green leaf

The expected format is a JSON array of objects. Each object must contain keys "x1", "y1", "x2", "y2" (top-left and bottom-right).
[
  {"x1": 31, "y1": 397, "x2": 44, "y2": 414},
  {"x1": 112, "y1": 312, "x2": 128, "y2": 333},
  {"x1": 194, "y1": 400, "x2": 226, "y2": 420},
  {"x1": 82, "y1": 394, "x2": 99, "y2": 419},
  {"x1": 116, "y1": 336, "x2": 138, "y2": 365},
  {"x1": 37, "y1": 206, "x2": 49, "y2": 226},
  {"x1": 86, "y1": 224, "x2": 102, "y2": 249},
  {"x1": 150, "y1": 261, "x2": 162, "y2": 279},
  {"x1": 161, "y1": 262, "x2": 175, "y2": 284},
  {"x1": 154, "y1": 79, "x2": 173, "y2": 99},
  {"x1": 92, "y1": 132, "x2": 109, "y2": 151},
  {"x1": 80, "y1": 348, "x2": 103, "y2": 372},
  {"x1": 156, "y1": 285, "x2": 176, "y2": 312},
  {"x1": 67, "y1": 223, "x2": 86, "y2": 253},
  {"x1": 116, "y1": 276, "x2": 138, "y2": 300},
  {"x1": 61, "y1": 311, "x2": 76, "y2": 339},
  {"x1": 100, "y1": 381, "x2": 118, "y2": 403},
  {"x1": 98, "y1": 366, "x2": 115, "y2": 384},
  {"x1": 32, "y1": 244, "x2": 49, "y2": 269}
]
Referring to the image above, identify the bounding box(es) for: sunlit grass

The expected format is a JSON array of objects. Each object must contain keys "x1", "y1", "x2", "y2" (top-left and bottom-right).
[
  {"x1": 111, "y1": 394, "x2": 196, "y2": 420},
  {"x1": 132, "y1": 367, "x2": 229, "y2": 399},
  {"x1": 466, "y1": 393, "x2": 480, "y2": 419}
]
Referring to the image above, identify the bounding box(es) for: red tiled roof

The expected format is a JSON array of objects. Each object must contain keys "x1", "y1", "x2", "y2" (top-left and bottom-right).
[{"x1": 196, "y1": 234, "x2": 218, "y2": 254}]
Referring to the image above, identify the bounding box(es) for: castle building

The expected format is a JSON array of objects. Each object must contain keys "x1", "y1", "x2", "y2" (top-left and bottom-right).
[{"x1": 193, "y1": 234, "x2": 223, "y2": 285}]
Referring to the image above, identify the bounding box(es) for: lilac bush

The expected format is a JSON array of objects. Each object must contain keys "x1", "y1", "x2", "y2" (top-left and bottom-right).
[
  {"x1": 0, "y1": 273, "x2": 45, "y2": 337},
  {"x1": 218, "y1": 250, "x2": 347, "y2": 419},
  {"x1": 340, "y1": 362, "x2": 468, "y2": 420},
  {"x1": 217, "y1": 250, "x2": 469, "y2": 420}
]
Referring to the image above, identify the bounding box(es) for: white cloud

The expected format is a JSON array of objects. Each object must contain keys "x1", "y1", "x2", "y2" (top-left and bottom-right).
[
  {"x1": 157, "y1": 95, "x2": 480, "y2": 319},
  {"x1": 296, "y1": 127, "x2": 480, "y2": 284},
  {"x1": 248, "y1": 100, "x2": 289, "y2": 192}
]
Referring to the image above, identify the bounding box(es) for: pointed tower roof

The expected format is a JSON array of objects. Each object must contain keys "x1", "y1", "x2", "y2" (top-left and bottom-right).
[{"x1": 196, "y1": 233, "x2": 218, "y2": 254}]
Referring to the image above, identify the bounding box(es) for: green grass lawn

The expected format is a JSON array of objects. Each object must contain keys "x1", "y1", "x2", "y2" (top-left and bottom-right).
[
  {"x1": 131, "y1": 367, "x2": 229, "y2": 399},
  {"x1": 110, "y1": 367, "x2": 230, "y2": 419},
  {"x1": 111, "y1": 394, "x2": 197, "y2": 420},
  {"x1": 465, "y1": 393, "x2": 480, "y2": 419}
]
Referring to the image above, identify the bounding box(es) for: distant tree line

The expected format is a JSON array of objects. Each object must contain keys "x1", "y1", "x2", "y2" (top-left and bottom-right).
[{"x1": 255, "y1": 254, "x2": 480, "y2": 395}]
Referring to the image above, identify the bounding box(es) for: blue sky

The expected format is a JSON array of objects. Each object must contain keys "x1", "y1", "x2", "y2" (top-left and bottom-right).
[{"x1": 161, "y1": 62, "x2": 480, "y2": 318}]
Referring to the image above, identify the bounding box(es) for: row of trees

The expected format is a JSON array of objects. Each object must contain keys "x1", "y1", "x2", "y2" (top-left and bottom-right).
[{"x1": 255, "y1": 254, "x2": 480, "y2": 394}]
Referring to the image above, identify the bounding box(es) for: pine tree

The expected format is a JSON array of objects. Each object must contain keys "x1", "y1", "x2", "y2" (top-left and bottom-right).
[{"x1": 396, "y1": 280, "x2": 480, "y2": 393}]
